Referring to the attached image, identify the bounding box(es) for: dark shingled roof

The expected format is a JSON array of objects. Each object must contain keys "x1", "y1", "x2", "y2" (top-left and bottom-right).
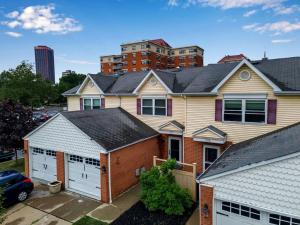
[
  {"x1": 63, "y1": 57, "x2": 300, "y2": 95},
  {"x1": 61, "y1": 108, "x2": 158, "y2": 151},
  {"x1": 62, "y1": 84, "x2": 81, "y2": 96},
  {"x1": 89, "y1": 74, "x2": 117, "y2": 92},
  {"x1": 199, "y1": 122, "x2": 300, "y2": 180}
]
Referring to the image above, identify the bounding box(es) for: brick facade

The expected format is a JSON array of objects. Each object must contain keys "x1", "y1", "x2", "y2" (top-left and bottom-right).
[
  {"x1": 24, "y1": 140, "x2": 29, "y2": 177},
  {"x1": 110, "y1": 137, "x2": 160, "y2": 200},
  {"x1": 200, "y1": 184, "x2": 214, "y2": 225},
  {"x1": 100, "y1": 153, "x2": 109, "y2": 203},
  {"x1": 56, "y1": 151, "x2": 65, "y2": 189}
]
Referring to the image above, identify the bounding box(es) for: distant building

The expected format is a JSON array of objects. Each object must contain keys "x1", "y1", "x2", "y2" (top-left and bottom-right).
[
  {"x1": 218, "y1": 54, "x2": 247, "y2": 64},
  {"x1": 100, "y1": 38, "x2": 204, "y2": 75},
  {"x1": 62, "y1": 70, "x2": 75, "y2": 77},
  {"x1": 34, "y1": 46, "x2": 55, "y2": 83}
]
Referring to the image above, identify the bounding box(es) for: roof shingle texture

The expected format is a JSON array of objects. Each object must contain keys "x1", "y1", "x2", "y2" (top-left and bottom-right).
[
  {"x1": 61, "y1": 108, "x2": 158, "y2": 151},
  {"x1": 200, "y1": 122, "x2": 300, "y2": 179}
]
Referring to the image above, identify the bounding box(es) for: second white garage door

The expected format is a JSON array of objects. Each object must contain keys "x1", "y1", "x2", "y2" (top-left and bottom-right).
[{"x1": 67, "y1": 154, "x2": 101, "y2": 199}]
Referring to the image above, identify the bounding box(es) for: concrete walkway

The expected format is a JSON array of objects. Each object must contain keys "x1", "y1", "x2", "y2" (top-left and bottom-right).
[{"x1": 88, "y1": 184, "x2": 140, "y2": 224}]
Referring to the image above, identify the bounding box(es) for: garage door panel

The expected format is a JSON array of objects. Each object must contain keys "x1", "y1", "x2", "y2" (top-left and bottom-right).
[
  {"x1": 31, "y1": 147, "x2": 57, "y2": 182},
  {"x1": 67, "y1": 155, "x2": 101, "y2": 199}
]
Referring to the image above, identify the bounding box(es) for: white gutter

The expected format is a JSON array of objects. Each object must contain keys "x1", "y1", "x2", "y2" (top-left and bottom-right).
[
  {"x1": 274, "y1": 91, "x2": 300, "y2": 96},
  {"x1": 108, "y1": 152, "x2": 112, "y2": 203},
  {"x1": 171, "y1": 92, "x2": 218, "y2": 96}
]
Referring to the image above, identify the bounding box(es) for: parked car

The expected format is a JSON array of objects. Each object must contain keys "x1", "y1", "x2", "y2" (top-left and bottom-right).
[
  {"x1": 32, "y1": 111, "x2": 48, "y2": 123},
  {"x1": 0, "y1": 150, "x2": 14, "y2": 162},
  {"x1": 0, "y1": 170, "x2": 34, "y2": 206},
  {"x1": 47, "y1": 110, "x2": 58, "y2": 118}
]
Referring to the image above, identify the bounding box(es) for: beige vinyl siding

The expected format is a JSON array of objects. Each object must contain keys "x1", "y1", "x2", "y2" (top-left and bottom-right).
[
  {"x1": 105, "y1": 96, "x2": 120, "y2": 108},
  {"x1": 81, "y1": 80, "x2": 102, "y2": 95},
  {"x1": 138, "y1": 75, "x2": 168, "y2": 95},
  {"x1": 67, "y1": 96, "x2": 80, "y2": 111},
  {"x1": 120, "y1": 96, "x2": 185, "y2": 131},
  {"x1": 185, "y1": 66, "x2": 300, "y2": 143}
]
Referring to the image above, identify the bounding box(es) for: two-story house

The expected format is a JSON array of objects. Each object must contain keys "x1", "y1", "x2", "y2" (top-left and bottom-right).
[{"x1": 24, "y1": 57, "x2": 300, "y2": 225}]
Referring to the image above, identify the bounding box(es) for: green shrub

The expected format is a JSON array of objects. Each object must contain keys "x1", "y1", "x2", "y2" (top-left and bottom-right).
[{"x1": 140, "y1": 159, "x2": 193, "y2": 215}]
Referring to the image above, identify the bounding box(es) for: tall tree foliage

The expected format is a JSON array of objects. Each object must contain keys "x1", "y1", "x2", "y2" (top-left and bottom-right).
[
  {"x1": 55, "y1": 72, "x2": 85, "y2": 103},
  {"x1": 0, "y1": 100, "x2": 35, "y2": 157},
  {"x1": 0, "y1": 62, "x2": 58, "y2": 107}
]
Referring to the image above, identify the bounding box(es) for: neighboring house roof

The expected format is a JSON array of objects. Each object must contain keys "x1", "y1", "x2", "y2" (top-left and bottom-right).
[
  {"x1": 149, "y1": 39, "x2": 172, "y2": 48},
  {"x1": 199, "y1": 122, "x2": 300, "y2": 180},
  {"x1": 63, "y1": 57, "x2": 300, "y2": 95},
  {"x1": 62, "y1": 85, "x2": 81, "y2": 96},
  {"x1": 218, "y1": 54, "x2": 247, "y2": 64},
  {"x1": 61, "y1": 108, "x2": 158, "y2": 151}
]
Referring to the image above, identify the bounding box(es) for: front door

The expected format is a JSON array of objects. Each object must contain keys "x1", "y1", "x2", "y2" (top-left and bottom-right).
[{"x1": 168, "y1": 137, "x2": 182, "y2": 162}]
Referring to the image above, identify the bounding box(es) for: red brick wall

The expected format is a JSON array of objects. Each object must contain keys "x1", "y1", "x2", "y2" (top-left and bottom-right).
[
  {"x1": 100, "y1": 153, "x2": 110, "y2": 203},
  {"x1": 110, "y1": 137, "x2": 160, "y2": 200},
  {"x1": 56, "y1": 151, "x2": 65, "y2": 189},
  {"x1": 184, "y1": 137, "x2": 232, "y2": 174},
  {"x1": 24, "y1": 140, "x2": 29, "y2": 177},
  {"x1": 101, "y1": 62, "x2": 113, "y2": 74},
  {"x1": 200, "y1": 184, "x2": 214, "y2": 225}
]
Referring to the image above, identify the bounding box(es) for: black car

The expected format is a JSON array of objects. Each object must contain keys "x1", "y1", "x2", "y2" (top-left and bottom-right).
[
  {"x1": 0, "y1": 170, "x2": 34, "y2": 206},
  {"x1": 0, "y1": 150, "x2": 14, "y2": 162}
]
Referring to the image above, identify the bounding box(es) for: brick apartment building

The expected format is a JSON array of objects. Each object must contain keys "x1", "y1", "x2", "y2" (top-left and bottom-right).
[{"x1": 100, "y1": 39, "x2": 204, "y2": 75}]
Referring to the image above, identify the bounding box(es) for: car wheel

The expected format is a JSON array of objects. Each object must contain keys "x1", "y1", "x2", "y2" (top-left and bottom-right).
[{"x1": 17, "y1": 191, "x2": 28, "y2": 202}]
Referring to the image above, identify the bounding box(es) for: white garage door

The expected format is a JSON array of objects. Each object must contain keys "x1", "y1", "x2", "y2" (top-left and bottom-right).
[
  {"x1": 31, "y1": 147, "x2": 57, "y2": 182},
  {"x1": 215, "y1": 200, "x2": 264, "y2": 225},
  {"x1": 67, "y1": 154, "x2": 101, "y2": 199}
]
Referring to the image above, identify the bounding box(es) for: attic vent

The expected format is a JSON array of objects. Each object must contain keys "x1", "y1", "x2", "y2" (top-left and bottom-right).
[
  {"x1": 150, "y1": 77, "x2": 157, "y2": 86},
  {"x1": 239, "y1": 70, "x2": 251, "y2": 81}
]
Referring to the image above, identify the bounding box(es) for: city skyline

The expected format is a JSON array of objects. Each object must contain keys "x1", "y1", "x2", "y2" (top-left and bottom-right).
[{"x1": 0, "y1": 0, "x2": 299, "y2": 82}]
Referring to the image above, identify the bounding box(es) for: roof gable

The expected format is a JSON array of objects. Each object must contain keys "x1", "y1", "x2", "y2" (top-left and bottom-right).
[
  {"x1": 159, "y1": 120, "x2": 185, "y2": 135},
  {"x1": 133, "y1": 70, "x2": 173, "y2": 94},
  {"x1": 193, "y1": 126, "x2": 227, "y2": 144},
  {"x1": 77, "y1": 75, "x2": 103, "y2": 95},
  {"x1": 212, "y1": 59, "x2": 281, "y2": 93}
]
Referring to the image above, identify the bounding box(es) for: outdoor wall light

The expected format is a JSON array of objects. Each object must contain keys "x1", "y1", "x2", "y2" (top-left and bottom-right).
[
  {"x1": 202, "y1": 204, "x2": 209, "y2": 217},
  {"x1": 101, "y1": 165, "x2": 107, "y2": 173}
]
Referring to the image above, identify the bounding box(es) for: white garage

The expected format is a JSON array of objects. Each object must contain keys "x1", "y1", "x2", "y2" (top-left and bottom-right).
[
  {"x1": 67, "y1": 154, "x2": 101, "y2": 199},
  {"x1": 198, "y1": 123, "x2": 300, "y2": 225},
  {"x1": 31, "y1": 147, "x2": 57, "y2": 182}
]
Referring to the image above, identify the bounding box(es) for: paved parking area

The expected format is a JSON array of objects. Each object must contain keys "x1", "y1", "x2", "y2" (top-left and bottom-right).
[{"x1": 3, "y1": 184, "x2": 101, "y2": 225}]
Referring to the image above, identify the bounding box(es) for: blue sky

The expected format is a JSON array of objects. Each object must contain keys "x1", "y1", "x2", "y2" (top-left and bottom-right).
[{"x1": 0, "y1": 0, "x2": 299, "y2": 83}]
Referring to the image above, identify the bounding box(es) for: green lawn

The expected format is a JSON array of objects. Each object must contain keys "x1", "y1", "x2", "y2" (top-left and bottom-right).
[
  {"x1": 73, "y1": 216, "x2": 108, "y2": 225},
  {"x1": 0, "y1": 158, "x2": 24, "y2": 173}
]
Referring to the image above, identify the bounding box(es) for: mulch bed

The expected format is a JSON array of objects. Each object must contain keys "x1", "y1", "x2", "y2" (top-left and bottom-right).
[{"x1": 111, "y1": 201, "x2": 197, "y2": 225}]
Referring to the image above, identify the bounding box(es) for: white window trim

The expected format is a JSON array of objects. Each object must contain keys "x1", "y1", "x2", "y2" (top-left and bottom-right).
[
  {"x1": 168, "y1": 136, "x2": 182, "y2": 162},
  {"x1": 222, "y1": 98, "x2": 267, "y2": 124},
  {"x1": 83, "y1": 97, "x2": 101, "y2": 110},
  {"x1": 141, "y1": 96, "x2": 167, "y2": 116},
  {"x1": 203, "y1": 145, "x2": 220, "y2": 171}
]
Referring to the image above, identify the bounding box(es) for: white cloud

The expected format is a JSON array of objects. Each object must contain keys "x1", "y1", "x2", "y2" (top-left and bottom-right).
[
  {"x1": 243, "y1": 21, "x2": 300, "y2": 34},
  {"x1": 168, "y1": 0, "x2": 178, "y2": 6},
  {"x1": 2, "y1": 4, "x2": 82, "y2": 35},
  {"x1": 243, "y1": 9, "x2": 257, "y2": 17},
  {"x1": 5, "y1": 31, "x2": 22, "y2": 37},
  {"x1": 273, "y1": 5, "x2": 300, "y2": 15},
  {"x1": 271, "y1": 39, "x2": 292, "y2": 43}
]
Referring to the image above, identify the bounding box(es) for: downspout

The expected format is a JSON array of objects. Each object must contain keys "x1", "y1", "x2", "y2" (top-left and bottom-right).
[
  {"x1": 183, "y1": 95, "x2": 187, "y2": 163},
  {"x1": 108, "y1": 152, "x2": 112, "y2": 204}
]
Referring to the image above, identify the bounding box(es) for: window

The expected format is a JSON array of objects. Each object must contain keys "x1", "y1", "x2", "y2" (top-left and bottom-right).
[
  {"x1": 132, "y1": 45, "x2": 136, "y2": 50},
  {"x1": 122, "y1": 54, "x2": 128, "y2": 59},
  {"x1": 222, "y1": 201, "x2": 261, "y2": 221},
  {"x1": 189, "y1": 48, "x2": 196, "y2": 53},
  {"x1": 85, "y1": 158, "x2": 100, "y2": 166},
  {"x1": 84, "y1": 98, "x2": 101, "y2": 110},
  {"x1": 141, "y1": 44, "x2": 146, "y2": 49},
  {"x1": 141, "y1": 51, "x2": 148, "y2": 56},
  {"x1": 46, "y1": 150, "x2": 56, "y2": 156},
  {"x1": 270, "y1": 214, "x2": 300, "y2": 225},
  {"x1": 156, "y1": 48, "x2": 161, "y2": 53},
  {"x1": 203, "y1": 146, "x2": 220, "y2": 170},
  {"x1": 142, "y1": 98, "x2": 166, "y2": 116},
  {"x1": 223, "y1": 99, "x2": 266, "y2": 123},
  {"x1": 179, "y1": 49, "x2": 186, "y2": 54},
  {"x1": 69, "y1": 155, "x2": 83, "y2": 162},
  {"x1": 121, "y1": 47, "x2": 127, "y2": 51},
  {"x1": 142, "y1": 59, "x2": 149, "y2": 65},
  {"x1": 33, "y1": 148, "x2": 44, "y2": 154},
  {"x1": 132, "y1": 53, "x2": 136, "y2": 57},
  {"x1": 132, "y1": 60, "x2": 136, "y2": 65}
]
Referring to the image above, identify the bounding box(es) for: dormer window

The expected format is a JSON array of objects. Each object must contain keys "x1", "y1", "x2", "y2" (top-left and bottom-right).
[{"x1": 84, "y1": 98, "x2": 101, "y2": 110}]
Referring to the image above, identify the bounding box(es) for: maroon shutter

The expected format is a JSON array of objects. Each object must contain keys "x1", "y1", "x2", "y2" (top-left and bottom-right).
[
  {"x1": 137, "y1": 98, "x2": 141, "y2": 115},
  {"x1": 167, "y1": 99, "x2": 172, "y2": 116},
  {"x1": 80, "y1": 98, "x2": 83, "y2": 111},
  {"x1": 267, "y1": 99, "x2": 277, "y2": 124},
  {"x1": 215, "y1": 99, "x2": 223, "y2": 121},
  {"x1": 101, "y1": 98, "x2": 105, "y2": 109}
]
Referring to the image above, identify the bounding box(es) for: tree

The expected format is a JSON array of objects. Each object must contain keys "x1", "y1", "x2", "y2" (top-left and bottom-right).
[
  {"x1": 55, "y1": 72, "x2": 85, "y2": 103},
  {"x1": 140, "y1": 159, "x2": 193, "y2": 215},
  {"x1": 0, "y1": 62, "x2": 58, "y2": 107},
  {"x1": 0, "y1": 100, "x2": 35, "y2": 160}
]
